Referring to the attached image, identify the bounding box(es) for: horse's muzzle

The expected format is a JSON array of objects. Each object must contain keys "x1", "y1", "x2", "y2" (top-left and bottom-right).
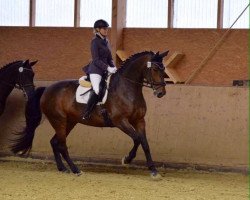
[{"x1": 154, "y1": 90, "x2": 166, "y2": 98}]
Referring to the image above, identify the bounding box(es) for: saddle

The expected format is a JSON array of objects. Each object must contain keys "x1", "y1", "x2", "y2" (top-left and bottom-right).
[{"x1": 76, "y1": 74, "x2": 109, "y2": 105}]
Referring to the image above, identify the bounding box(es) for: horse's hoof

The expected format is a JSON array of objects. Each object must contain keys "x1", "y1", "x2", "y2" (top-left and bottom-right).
[
  {"x1": 121, "y1": 156, "x2": 129, "y2": 166},
  {"x1": 150, "y1": 172, "x2": 162, "y2": 181},
  {"x1": 72, "y1": 168, "x2": 83, "y2": 176},
  {"x1": 75, "y1": 170, "x2": 83, "y2": 176}
]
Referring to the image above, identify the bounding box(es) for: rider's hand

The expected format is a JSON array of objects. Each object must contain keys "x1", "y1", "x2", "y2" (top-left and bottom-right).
[{"x1": 107, "y1": 66, "x2": 117, "y2": 74}]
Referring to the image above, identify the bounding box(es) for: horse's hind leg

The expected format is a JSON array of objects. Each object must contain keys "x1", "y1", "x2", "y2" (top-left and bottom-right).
[
  {"x1": 50, "y1": 135, "x2": 69, "y2": 172},
  {"x1": 57, "y1": 122, "x2": 81, "y2": 174},
  {"x1": 50, "y1": 120, "x2": 80, "y2": 174}
]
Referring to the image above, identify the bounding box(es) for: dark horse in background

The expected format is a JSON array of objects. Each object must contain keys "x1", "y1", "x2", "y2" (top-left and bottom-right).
[
  {"x1": 0, "y1": 60, "x2": 37, "y2": 117},
  {"x1": 11, "y1": 51, "x2": 169, "y2": 179}
]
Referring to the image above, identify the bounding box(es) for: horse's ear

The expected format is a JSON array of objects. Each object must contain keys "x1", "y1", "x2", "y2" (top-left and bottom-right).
[
  {"x1": 30, "y1": 60, "x2": 38, "y2": 67},
  {"x1": 152, "y1": 51, "x2": 160, "y2": 60},
  {"x1": 23, "y1": 59, "x2": 29, "y2": 66},
  {"x1": 159, "y1": 50, "x2": 169, "y2": 58}
]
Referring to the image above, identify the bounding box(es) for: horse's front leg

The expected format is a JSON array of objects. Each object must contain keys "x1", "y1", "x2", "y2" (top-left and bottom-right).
[
  {"x1": 118, "y1": 119, "x2": 160, "y2": 179},
  {"x1": 117, "y1": 119, "x2": 140, "y2": 165},
  {"x1": 123, "y1": 119, "x2": 150, "y2": 164},
  {"x1": 134, "y1": 119, "x2": 160, "y2": 178},
  {"x1": 122, "y1": 139, "x2": 140, "y2": 165}
]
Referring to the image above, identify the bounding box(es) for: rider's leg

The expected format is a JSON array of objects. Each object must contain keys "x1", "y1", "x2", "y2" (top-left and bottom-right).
[{"x1": 83, "y1": 73, "x2": 102, "y2": 119}]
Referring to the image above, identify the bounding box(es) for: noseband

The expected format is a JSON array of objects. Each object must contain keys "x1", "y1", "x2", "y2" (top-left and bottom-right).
[{"x1": 144, "y1": 61, "x2": 166, "y2": 90}]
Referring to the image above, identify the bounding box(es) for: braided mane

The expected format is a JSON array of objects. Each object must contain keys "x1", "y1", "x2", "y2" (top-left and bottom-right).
[
  {"x1": 0, "y1": 60, "x2": 23, "y2": 73},
  {"x1": 110, "y1": 51, "x2": 155, "y2": 88},
  {"x1": 120, "y1": 51, "x2": 154, "y2": 69}
]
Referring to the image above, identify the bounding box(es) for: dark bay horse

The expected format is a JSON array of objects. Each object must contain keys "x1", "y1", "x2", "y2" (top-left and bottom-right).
[
  {"x1": 11, "y1": 51, "x2": 169, "y2": 178},
  {"x1": 0, "y1": 60, "x2": 37, "y2": 116}
]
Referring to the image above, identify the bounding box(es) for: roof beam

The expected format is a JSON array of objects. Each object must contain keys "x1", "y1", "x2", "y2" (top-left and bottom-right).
[
  {"x1": 217, "y1": 0, "x2": 224, "y2": 29},
  {"x1": 74, "y1": 0, "x2": 81, "y2": 27},
  {"x1": 29, "y1": 0, "x2": 36, "y2": 27},
  {"x1": 111, "y1": 0, "x2": 127, "y2": 66},
  {"x1": 168, "y1": 0, "x2": 174, "y2": 28}
]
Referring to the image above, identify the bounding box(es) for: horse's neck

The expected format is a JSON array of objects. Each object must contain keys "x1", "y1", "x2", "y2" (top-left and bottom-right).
[
  {"x1": 0, "y1": 84, "x2": 14, "y2": 104},
  {"x1": 0, "y1": 84, "x2": 13, "y2": 116},
  {"x1": 110, "y1": 56, "x2": 149, "y2": 101},
  {"x1": 0, "y1": 66, "x2": 17, "y2": 83},
  {"x1": 122, "y1": 59, "x2": 147, "y2": 83},
  {"x1": 0, "y1": 69, "x2": 15, "y2": 103}
]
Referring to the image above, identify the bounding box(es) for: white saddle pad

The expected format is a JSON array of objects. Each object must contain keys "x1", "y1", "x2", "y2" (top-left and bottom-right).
[{"x1": 76, "y1": 76, "x2": 109, "y2": 105}]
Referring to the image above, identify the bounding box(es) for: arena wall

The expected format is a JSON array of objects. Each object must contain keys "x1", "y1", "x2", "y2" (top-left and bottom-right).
[
  {"x1": 0, "y1": 81, "x2": 247, "y2": 171},
  {"x1": 0, "y1": 27, "x2": 247, "y2": 86},
  {"x1": 123, "y1": 29, "x2": 248, "y2": 86},
  {"x1": 0, "y1": 27, "x2": 248, "y2": 171}
]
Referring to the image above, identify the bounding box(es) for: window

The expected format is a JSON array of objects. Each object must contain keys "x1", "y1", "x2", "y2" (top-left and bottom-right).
[
  {"x1": 0, "y1": 0, "x2": 29, "y2": 26},
  {"x1": 173, "y1": 0, "x2": 218, "y2": 28},
  {"x1": 35, "y1": 0, "x2": 74, "y2": 27},
  {"x1": 126, "y1": 0, "x2": 168, "y2": 28},
  {"x1": 0, "y1": 0, "x2": 249, "y2": 29},
  {"x1": 223, "y1": 0, "x2": 249, "y2": 29},
  {"x1": 80, "y1": 0, "x2": 112, "y2": 27}
]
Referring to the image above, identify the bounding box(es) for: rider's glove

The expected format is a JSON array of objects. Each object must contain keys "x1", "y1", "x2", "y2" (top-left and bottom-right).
[{"x1": 107, "y1": 66, "x2": 117, "y2": 74}]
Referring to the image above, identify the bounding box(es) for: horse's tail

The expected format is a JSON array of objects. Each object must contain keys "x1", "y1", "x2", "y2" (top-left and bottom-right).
[{"x1": 11, "y1": 87, "x2": 46, "y2": 155}]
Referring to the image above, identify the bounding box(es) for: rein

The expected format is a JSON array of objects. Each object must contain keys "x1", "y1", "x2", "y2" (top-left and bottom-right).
[{"x1": 121, "y1": 61, "x2": 166, "y2": 90}]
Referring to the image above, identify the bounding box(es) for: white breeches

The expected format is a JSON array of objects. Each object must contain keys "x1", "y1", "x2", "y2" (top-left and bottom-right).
[{"x1": 90, "y1": 74, "x2": 102, "y2": 95}]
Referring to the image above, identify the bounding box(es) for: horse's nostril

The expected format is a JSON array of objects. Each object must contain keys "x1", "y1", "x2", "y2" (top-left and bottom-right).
[{"x1": 157, "y1": 92, "x2": 163, "y2": 98}]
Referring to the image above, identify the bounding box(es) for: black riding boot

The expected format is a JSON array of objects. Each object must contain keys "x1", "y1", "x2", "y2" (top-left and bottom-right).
[{"x1": 82, "y1": 91, "x2": 99, "y2": 119}]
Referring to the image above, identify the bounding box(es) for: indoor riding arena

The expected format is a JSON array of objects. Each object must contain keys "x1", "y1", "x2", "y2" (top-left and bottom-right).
[{"x1": 0, "y1": 0, "x2": 248, "y2": 200}]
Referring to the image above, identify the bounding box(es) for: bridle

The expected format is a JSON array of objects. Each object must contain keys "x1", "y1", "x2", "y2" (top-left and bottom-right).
[
  {"x1": 122, "y1": 61, "x2": 166, "y2": 90},
  {"x1": 0, "y1": 64, "x2": 35, "y2": 93},
  {"x1": 144, "y1": 61, "x2": 166, "y2": 90}
]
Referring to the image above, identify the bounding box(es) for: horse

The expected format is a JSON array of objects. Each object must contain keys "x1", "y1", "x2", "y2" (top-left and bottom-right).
[
  {"x1": 11, "y1": 51, "x2": 169, "y2": 179},
  {"x1": 0, "y1": 60, "x2": 37, "y2": 116}
]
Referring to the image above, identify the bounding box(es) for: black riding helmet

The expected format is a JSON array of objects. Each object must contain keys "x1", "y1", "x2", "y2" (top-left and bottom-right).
[{"x1": 94, "y1": 19, "x2": 109, "y2": 29}]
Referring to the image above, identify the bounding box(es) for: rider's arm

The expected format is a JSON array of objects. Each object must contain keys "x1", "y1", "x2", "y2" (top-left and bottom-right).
[{"x1": 91, "y1": 39, "x2": 109, "y2": 71}]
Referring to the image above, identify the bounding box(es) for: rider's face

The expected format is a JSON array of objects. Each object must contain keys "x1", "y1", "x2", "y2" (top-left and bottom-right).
[{"x1": 99, "y1": 27, "x2": 108, "y2": 37}]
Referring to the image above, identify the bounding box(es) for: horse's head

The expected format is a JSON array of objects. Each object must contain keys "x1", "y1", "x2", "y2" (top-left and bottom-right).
[
  {"x1": 15, "y1": 59, "x2": 38, "y2": 99},
  {"x1": 144, "y1": 51, "x2": 169, "y2": 98},
  {"x1": 114, "y1": 51, "x2": 169, "y2": 98}
]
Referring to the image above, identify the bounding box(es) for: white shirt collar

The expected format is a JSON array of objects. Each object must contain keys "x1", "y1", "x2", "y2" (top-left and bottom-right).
[{"x1": 96, "y1": 32, "x2": 105, "y2": 40}]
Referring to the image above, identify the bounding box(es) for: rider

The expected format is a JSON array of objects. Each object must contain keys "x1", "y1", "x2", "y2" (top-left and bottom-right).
[{"x1": 82, "y1": 19, "x2": 117, "y2": 119}]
